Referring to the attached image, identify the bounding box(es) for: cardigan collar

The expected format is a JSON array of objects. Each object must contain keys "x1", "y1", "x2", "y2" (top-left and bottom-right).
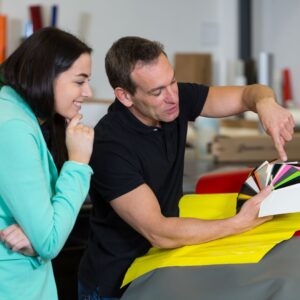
[{"x1": 0, "y1": 85, "x2": 38, "y2": 123}]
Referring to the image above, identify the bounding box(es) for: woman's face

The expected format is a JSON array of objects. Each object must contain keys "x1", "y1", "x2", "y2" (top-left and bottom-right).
[{"x1": 54, "y1": 53, "x2": 92, "y2": 120}]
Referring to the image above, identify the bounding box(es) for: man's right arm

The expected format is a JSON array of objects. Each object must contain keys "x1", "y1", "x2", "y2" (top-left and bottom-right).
[{"x1": 110, "y1": 184, "x2": 273, "y2": 249}]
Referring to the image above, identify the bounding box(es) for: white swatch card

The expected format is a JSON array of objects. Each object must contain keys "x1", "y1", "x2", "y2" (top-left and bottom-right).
[{"x1": 259, "y1": 183, "x2": 300, "y2": 217}]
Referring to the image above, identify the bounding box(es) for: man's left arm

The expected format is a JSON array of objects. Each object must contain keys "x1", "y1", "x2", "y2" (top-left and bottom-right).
[{"x1": 201, "y1": 84, "x2": 295, "y2": 161}]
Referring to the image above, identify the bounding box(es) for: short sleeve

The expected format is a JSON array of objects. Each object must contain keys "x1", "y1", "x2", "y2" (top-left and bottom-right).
[{"x1": 178, "y1": 82, "x2": 209, "y2": 121}]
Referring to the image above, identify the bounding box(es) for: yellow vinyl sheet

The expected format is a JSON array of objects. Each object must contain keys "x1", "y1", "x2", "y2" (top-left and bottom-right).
[{"x1": 122, "y1": 193, "x2": 300, "y2": 287}]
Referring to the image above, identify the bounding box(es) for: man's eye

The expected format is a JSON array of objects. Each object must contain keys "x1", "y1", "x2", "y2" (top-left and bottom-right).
[{"x1": 152, "y1": 89, "x2": 162, "y2": 96}]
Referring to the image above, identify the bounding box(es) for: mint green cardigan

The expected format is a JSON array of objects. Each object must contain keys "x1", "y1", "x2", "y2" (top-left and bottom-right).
[{"x1": 0, "y1": 86, "x2": 93, "y2": 299}]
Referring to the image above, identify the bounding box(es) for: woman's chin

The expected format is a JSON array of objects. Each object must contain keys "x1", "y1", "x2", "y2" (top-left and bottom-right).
[{"x1": 63, "y1": 112, "x2": 80, "y2": 121}]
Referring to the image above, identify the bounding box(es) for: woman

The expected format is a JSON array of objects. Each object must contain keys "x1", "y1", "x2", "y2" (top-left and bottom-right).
[{"x1": 0, "y1": 27, "x2": 94, "y2": 299}]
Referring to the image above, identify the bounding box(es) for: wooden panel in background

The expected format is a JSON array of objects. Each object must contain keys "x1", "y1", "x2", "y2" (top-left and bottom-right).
[{"x1": 174, "y1": 53, "x2": 212, "y2": 85}]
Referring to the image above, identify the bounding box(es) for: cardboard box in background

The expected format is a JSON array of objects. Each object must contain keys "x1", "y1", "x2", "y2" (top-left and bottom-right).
[
  {"x1": 174, "y1": 53, "x2": 212, "y2": 85},
  {"x1": 219, "y1": 119, "x2": 261, "y2": 137},
  {"x1": 211, "y1": 134, "x2": 300, "y2": 162}
]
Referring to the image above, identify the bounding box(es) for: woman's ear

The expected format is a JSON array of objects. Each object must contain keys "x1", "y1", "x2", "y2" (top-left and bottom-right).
[{"x1": 114, "y1": 87, "x2": 133, "y2": 108}]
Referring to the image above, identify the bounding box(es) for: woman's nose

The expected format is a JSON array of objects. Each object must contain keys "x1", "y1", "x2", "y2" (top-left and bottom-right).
[{"x1": 82, "y1": 83, "x2": 93, "y2": 98}]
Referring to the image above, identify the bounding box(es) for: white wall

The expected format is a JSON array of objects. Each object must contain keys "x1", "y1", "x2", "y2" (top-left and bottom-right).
[
  {"x1": 253, "y1": 0, "x2": 300, "y2": 105},
  {"x1": 0, "y1": 0, "x2": 239, "y2": 99}
]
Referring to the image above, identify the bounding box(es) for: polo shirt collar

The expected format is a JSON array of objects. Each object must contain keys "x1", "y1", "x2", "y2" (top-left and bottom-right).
[{"x1": 111, "y1": 99, "x2": 166, "y2": 134}]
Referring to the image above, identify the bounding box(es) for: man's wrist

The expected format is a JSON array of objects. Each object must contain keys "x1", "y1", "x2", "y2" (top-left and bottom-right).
[{"x1": 225, "y1": 215, "x2": 245, "y2": 236}]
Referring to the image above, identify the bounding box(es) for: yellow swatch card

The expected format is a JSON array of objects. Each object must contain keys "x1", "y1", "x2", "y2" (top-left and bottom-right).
[{"x1": 122, "y1": 193, "x2": 300, "y2": 287}]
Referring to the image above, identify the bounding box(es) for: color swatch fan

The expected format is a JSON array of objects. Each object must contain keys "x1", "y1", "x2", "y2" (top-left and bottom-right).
[{"x1": 237, "y1": 160, "x2": 300, "y2": 211}]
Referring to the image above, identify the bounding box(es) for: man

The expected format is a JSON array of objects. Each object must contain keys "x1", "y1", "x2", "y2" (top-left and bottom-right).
[{"x1": 78, "y1": 36, "x2": 295, "y2": 299}]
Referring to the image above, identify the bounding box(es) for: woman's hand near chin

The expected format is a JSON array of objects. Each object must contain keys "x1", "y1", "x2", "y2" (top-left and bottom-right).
[{"x1": 66, "y1": 114, "x2": 94, "y2": 164}]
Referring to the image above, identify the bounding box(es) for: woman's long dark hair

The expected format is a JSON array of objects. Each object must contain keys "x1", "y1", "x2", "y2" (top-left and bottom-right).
[{"x1": 0, "y1": 27, "x2": 92, "y2": 170}]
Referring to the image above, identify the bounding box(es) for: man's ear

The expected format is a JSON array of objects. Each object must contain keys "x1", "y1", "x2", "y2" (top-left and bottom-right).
[{"x1": 114, "y1": 87, "x2": 133, "y2": 108}]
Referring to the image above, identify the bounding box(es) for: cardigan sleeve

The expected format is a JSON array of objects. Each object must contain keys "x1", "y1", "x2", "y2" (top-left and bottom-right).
[{"x1": 0, "y1": 120, "x2": 93, "y2": 260}]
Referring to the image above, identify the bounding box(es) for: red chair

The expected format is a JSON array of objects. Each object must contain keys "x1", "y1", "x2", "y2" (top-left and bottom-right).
[{"x1": 195, "y1": 168, "x2": 252, "y2": 194}]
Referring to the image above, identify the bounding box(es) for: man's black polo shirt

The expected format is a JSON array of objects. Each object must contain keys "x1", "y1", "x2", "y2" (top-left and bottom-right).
[{"x1": 79, "y1": 82, "x2": 209, "y2": 297}]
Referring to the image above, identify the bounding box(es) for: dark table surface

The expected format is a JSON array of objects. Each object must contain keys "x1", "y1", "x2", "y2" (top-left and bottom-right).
[{"x1": 121, "y1": 237, "x2": 300, "y2": 300}]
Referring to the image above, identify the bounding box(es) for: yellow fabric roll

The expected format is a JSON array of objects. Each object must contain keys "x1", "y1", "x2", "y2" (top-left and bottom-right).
[{"x1": 122, "y1": 193, "x2": 300, "y2": 287}]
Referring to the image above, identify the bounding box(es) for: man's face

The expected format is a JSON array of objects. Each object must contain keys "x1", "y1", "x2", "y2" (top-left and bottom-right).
[{"x1": 128, "y1": 53, "x2": 179, "y2": 127}]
